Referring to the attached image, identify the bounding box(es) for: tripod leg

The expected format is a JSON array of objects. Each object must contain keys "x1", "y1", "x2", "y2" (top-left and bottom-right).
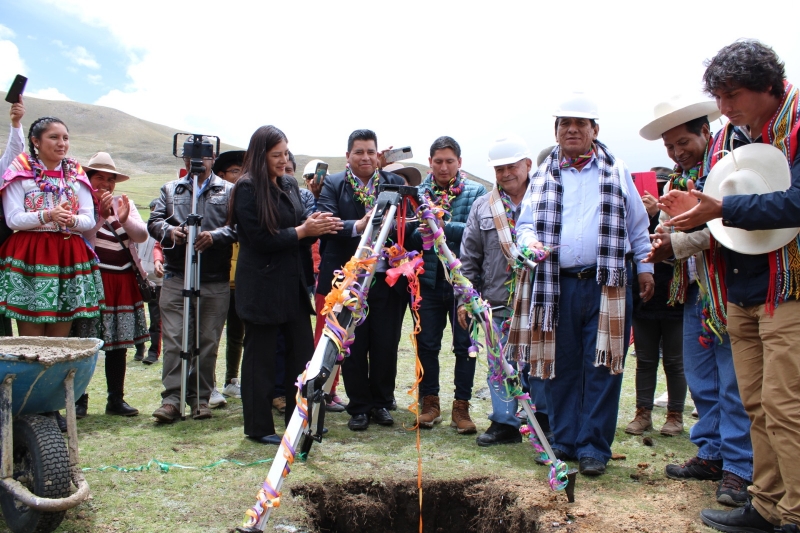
[{"x1": 194, "y1": 254, "x2": 202, "y2": 415}]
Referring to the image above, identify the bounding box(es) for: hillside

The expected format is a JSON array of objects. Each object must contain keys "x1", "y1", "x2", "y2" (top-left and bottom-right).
[{"x1": 0, "y1": 92, "x2": 492, "y2": 206}]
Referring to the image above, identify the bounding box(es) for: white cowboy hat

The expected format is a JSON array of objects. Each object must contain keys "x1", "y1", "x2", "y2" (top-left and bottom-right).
[
  {"x1": 639, "y1": 95, "x2": 722, "y2": 141},
  {"x1": 704, "y1": 143, "x2": 799, "y2": 255},
  {"x1": 84, "y1": 152, "x2": 130, "y2": 182}
]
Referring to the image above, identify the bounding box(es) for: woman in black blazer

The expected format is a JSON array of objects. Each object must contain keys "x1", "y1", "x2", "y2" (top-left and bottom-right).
[{"x1": 231, "y1": 125, "x2": 342, "y2": 444}]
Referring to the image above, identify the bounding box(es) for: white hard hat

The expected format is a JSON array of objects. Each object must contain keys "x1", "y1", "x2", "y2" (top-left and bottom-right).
[
  {"x1": 487, "y1": 134, "x2": 531, "y2": 167},
  {"x1": 553, "y1": 92, "x2": 600, "y2": 120},
  {"x1": 302, "y1": 159, "x2": 327, "y2": 177}
]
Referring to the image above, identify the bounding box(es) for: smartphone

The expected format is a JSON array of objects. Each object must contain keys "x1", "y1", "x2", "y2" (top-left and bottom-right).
[
  {"x1": 632, "y1": 171, "x2": 658, "y2": 198},
  {"x1": 384, "y1": 146, "x2": 413, "y2": 164},
  {"x1": 313, "y1": 162, "x2": 328, "y2": 185},
  {"x1": 5, "y1": 75, "x2": 27, "y2": 104}
]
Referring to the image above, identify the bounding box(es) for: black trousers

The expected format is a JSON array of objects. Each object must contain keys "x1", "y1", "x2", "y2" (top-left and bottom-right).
[
  {"x1": 342, "y1": 274, "x2": 407, "y2": 415},
  {"x1": 241, "y1": 314, "x2": 313, "y2": 437},
  {"x1": 225, "y1": 289, "x2": 245, "y2": 384},
  {"x1": 632, "y1": 316, "x2": 686, "y2": 411}
]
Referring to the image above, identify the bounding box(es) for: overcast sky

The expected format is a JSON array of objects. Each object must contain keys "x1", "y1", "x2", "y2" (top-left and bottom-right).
[{"x1": 1, "y1": 0, "x2": 799, "y2": 180}]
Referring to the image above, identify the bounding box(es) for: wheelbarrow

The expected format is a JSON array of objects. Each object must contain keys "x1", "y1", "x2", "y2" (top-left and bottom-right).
[{"x1": 0, "y1": 336, "x2": 102, "y2": 533}]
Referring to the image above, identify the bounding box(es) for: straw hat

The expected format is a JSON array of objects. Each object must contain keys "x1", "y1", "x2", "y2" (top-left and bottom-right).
[
  {"x1": 640, "y1": 95, "x2": 722, "y2": 141},
  {"x1": 704, "y1": 143, "x2": 798, "y2": 255},
  {"x1": 84, "y1": 152, "x2": 129, "y2": 182}
]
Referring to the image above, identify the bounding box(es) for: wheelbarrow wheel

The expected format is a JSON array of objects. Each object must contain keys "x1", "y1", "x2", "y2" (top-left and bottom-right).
[{"x1": 0, "y1": 414, "x2": 71, "y2": 533}]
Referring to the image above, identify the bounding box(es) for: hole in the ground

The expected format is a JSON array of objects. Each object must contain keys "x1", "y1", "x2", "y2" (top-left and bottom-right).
[{"x1": 291, "y1": 477, "x2": 541, "y2": 533}]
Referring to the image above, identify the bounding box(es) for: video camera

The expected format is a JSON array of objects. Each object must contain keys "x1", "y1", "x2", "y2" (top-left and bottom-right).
[{"x1": 172, "y1": 133, "x2": 220, "y2": 177}]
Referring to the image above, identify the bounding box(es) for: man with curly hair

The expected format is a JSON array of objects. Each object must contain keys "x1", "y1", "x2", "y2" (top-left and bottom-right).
[{"x1": 662, "y1": 40, "x2": 800, "y2": 533}]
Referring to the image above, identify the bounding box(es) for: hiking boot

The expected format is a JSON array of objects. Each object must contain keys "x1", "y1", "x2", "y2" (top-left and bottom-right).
[
  {"x1": 700, "y1": 501, "x2": 774, "y2": 533},
  {"x1": 625, "y1": 407, "x2": 653, "y2": 435},
  {"x1": 665, "y1": 456, "x2": 723, "y2": 481},
  {"x1": 450, "y1": 399, "x2": 476, "y2": 434},
  {"x1": 272, "y1": 396, "x2": 286, "y2": 414},
  {"x1": 222, "y1": 378, "x2": 241, "y2": 399},
  {"x1": 418, "y1": 395, "x2": 442, "y2": 428},
  {"x1": 143, "y1": 352, "x2": 159, "y2": 365},
  {"x1": 152, "y1": 403, "x2": 180, "y2": 423},
  {"x1": 133, "y1": 343, "x2": 146, "y2": 361},
  {"x1": 716, "y1": 471, "x2": 750, "y2": 507},
  {"x1": 192, "y1": 403, "x2": 212, "y2": 420},
  {"x1": 209, "y1": 388, "x2": 227, "y2": 408},
  {"x1": 661, "y1": 410, "x2": 684, "y2": 436},
  {"x1": 476, "y1": 421, "x2": 522, "y2": 447},
  {"x1": 106, "y1": 394, "x2": 139, "y2": 416},
  {"x1": 75, "y1": 393, "x2": 89, "y2": 419}
]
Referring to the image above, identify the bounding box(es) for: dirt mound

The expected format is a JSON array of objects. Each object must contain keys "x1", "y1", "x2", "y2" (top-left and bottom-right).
[{"x1": 292, "y1": 477, "x2": 542, "y2": 533}]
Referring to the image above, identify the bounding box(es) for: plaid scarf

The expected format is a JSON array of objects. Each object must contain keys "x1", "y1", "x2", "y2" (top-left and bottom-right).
[{"x1": 506, "y1": 141, "x2": 628, "y2": 378}]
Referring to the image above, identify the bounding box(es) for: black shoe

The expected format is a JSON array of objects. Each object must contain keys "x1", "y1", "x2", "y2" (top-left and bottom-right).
[
  {"x1": 476, "y1": 422, "x2": 522, "y2": 447},
  {"x1": 106, "y1": 395, "x2": 139, "y2": 416},
  {"x1": 133, "y1": 344, "x2": 146, "y2": 361},
  {"x1": 143, "y1": 352, "x2": 159, "y2": 365},
  {"x1": 50, "y1": 411, "x2": 67, "y2": 433},
  {"x1": 371, "y1": 408, "x2": 394, "y2": 426},
  {"x1": 389, "y1": 397, "x2": 397, "y2": 411},
  {"x1": 348, "y1": 413, "x2": 369, "y2": 431},
  {"x1": 248, "y1": 435, "x2": 281, "y2": 445},
  {"x1": 717, "y1": 471, "x2": 750, "y2": 507},
  {"x1": 553, "y1": 448, "x2": 572, "y2": 461},
  {"x1": 666, "y1": 456, "x2": 723, "y2": 481},
  {"x1": 579, "y1": 457, "x2": 606, "y2": 476},
  {"x1": 75, "y1": 393, "x2": 89, "y2": 419},
  {"x1": 700, "y1": 501, "x2": 775, "y2": 532}
]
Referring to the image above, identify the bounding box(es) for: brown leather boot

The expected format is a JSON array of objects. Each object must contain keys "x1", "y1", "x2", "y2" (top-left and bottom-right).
[
  {"x1": 661, "y1": 411, "x2": 684, "y2": 436},
  {"x1": 450, "y1": 399, "x2": 477, "y2": 434},
  {"x1": 624, "y1": 407, "x2": 653, "y2": 435},
  {"x1": 418, "y1": 395, "x2": 442, "y2": 428}
]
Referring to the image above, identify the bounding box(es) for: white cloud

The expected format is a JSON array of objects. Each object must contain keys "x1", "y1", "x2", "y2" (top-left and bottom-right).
[
  {"x1": 27, "y1": 87, "x2": 72, "y2": 101},
  {"x1": 0, "y1": 24, "x2": 15, "y2": 40},
  {"x1": 53, "y1": 39, "x2": 100, "y2": 69},
  {"x1": 0, "y1": 38, "x2": 27, "y2": 89},
  {"x1": 87, "y1": 73, "x2": 102, "y2": 85},
  {"x1": 42, "y1": 0, "x2": 800, "y2": 178}
]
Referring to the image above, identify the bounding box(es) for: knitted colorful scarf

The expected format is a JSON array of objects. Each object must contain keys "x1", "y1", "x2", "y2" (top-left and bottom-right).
[
  {"x1": 345, "y1": 164, "x2": 380, "y2": 208},
  {"x1": 666, "y1": 138, "x2": 711, "y2": 306},
  {"x1": 709, "y1": 81, "x2": 800, "y2": 318},
  {"x1": 560, "y1": 144, "x2": 595, "y2": 172}
]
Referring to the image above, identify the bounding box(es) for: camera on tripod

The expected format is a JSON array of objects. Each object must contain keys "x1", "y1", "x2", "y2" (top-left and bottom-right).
[{"x1": 172, "y1": 133, "x2": 220, "y2": 176}]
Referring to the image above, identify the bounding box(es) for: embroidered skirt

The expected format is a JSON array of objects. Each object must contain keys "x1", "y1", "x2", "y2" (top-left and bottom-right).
[
  {"x1": 0, "y1": 231, "x2": 105, "y2": 323},
  {"x1": 93, "y1": 269, "x2": 149, "y2": 351}
]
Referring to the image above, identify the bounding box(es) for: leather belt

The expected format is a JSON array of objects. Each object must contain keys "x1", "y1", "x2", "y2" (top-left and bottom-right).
[{"x1": 560, "y1": 268, "x2": 596, "y2": 280}]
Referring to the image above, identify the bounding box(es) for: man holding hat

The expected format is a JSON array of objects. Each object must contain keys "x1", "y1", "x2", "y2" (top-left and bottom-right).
[
  {"x1": 148, "y1": 139, "x2": 236, "y2": 422},
  {"x1": 508, "y1": 93, "x2": 654, "y2": 476},
  {"x1": 640, "y1": 95, "x2": 753, "y2": 507},
  {"x1": 409, "y1": 136, "x2": 486, "y2": 434},
  {"x1": 659, "y1": 40, "x2": 800, "y2": 533},
  {"x1": 460, "y1": 134, "x2": 552, "y2": 446}
]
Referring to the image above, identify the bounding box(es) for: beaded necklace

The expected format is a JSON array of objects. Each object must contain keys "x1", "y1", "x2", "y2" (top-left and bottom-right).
[
  {"x1": 345, "y1": 164, "x2": 380, "y2": 208},
  {"x1": 424, "y1": 171, "x2": 466, "y2": 212},
  {"x1": 560, "y1": 144, "x2": 595, "y2": 172}
]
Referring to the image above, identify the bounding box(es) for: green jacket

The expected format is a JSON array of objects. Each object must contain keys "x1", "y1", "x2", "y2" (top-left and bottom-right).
[{"x1": 409, "y1": 175, "x2": 487, "y2": 289}]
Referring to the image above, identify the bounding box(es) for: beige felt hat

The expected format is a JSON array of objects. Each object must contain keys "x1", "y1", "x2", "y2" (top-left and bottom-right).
[
  {"x1": 640, "y1": 95, "x2": 722, "y2": 141},
  {"x1": 383, "y1": 163, "x2": 422, "y2": 186},
  {"x1": 704, "y1": 143, "x2": 798, "y2": 255},
  {"x1": 84, "y1": 152, "x2": 130, "y2": 182}
]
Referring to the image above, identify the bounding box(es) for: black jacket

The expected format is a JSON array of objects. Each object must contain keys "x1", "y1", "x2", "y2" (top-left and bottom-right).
[
  {"x1": 147, "y1": 173, "x2": 236, "y2": 283},
  {"x1": 232, "y1": 176, "x2": 315, "y2": 325},
  {"x1": 315, "y1": 170, "x2": 406, "y2": 295}
]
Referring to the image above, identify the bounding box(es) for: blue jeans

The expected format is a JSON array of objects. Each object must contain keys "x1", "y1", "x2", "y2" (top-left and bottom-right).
[
  {"x1": 549, "y1": 267, "x2": 632, "y2": 464},
  {"x1": 417, "y1": 277, "x2": 475, "y2": 400},
  {"x1": 683, "y1": 283, "x2": 753, "y2": 480},
  {"x1": 488, "y1": 316, "x2": 551, "y2": 429}
]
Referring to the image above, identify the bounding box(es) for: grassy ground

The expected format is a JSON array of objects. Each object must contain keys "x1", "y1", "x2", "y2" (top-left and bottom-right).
[{"x1": 0, "y1": 311, "x2": 728, "y2": 533}]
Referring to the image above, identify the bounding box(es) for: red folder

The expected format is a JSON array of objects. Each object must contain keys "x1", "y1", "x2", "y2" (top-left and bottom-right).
[{"x1": 632, "y1": 171, "x2": 658, "y2": 198}]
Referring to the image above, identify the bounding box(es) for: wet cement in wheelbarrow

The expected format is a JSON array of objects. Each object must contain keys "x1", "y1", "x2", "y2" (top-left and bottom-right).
[
  {"x1": 0, "y1": 337, "x2": 100, "y2": 365},
  {"x1": 292, "y1": 477, "x2": 542, "y2": 533}
]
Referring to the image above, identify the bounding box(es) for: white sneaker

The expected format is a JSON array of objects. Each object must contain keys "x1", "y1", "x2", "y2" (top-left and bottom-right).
[
  {"x1": 209, "y1": 388, "x2": 227, "y2": 408},
  {"x1": 222, "y1": 378, "x2": 241, "y2": 399},
  {"x1": 653, "y1": 391, "x2": 669, "y2": 408}
]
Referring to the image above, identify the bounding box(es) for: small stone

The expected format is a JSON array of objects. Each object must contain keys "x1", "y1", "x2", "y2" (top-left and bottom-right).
[{"x1": 642, "y1": 436, "x2": 654, "y2": 446}]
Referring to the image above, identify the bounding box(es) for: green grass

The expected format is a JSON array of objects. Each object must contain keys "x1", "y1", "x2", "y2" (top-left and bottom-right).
[{"x1": 0, "y1": 312, "x2": 728, "y2": 533}]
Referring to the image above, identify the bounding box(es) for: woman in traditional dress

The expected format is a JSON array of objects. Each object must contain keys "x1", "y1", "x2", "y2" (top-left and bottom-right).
[
  {"x1": 231, "y1": 125, "x2": 341, "y2": 444},
  {"x1": 75, "y1": 152, "x2": 149, "y2": 417},
  {"x1": 0, "y1": 116, "x2": 103, "y2": 337}
]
